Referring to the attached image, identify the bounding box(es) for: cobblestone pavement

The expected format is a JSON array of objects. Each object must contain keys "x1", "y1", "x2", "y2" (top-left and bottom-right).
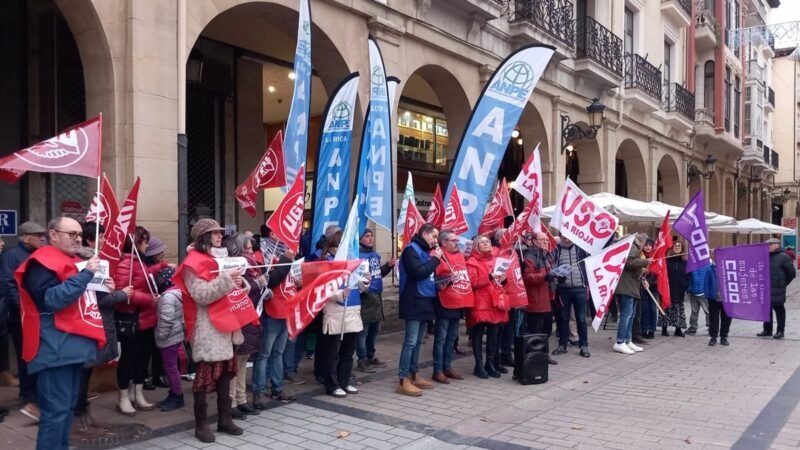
[{"x1": 2, "y1": 285, "x2": 800, "y2": 450}]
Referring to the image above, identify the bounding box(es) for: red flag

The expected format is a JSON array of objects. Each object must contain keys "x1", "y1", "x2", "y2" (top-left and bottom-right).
[
  {"x1": 235, "y1": 131, "x2": 287, "y2": 217},
  {"x1": 478, "y1": 179, "x2": 513, "y2": 235},
  {"x1": 649, "y1": 213, "x2": 673, "y2": 309},
  {"x1": 265, "y1": 164, "x2": 305, "y2": 253},
  {"x1": 441, "y1": 184, "x2": 469, "y2": 235},
  {"x1": 541, "y1": 224, "x2": 557, "y2": 252},
  {"x1": 0, "y1": 115, "x2": 102, "y2": 181},
  {"x1": 101, "y1": 177, "x2": 141, "y2": 276},
  {"x1": 403, "y1": 201, "x2": 425, "y2": 249},
  {"x1": 85, "y1": 173, "x2": 119, "y2": 230},
  {"x1": 426, "y1": 183, "x2": 444, "y2": 227},
  {"x1": 285, "y1": 259, "x2": 361, "y2": 338},
  {"x1": 501, "y1": 205, "x2": 533, "y2": 249}
]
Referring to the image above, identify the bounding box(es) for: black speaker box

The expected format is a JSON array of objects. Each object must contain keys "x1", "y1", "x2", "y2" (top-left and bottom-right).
[{"x1": 514, "y1": 333, "x2": 549, "y2": 385}]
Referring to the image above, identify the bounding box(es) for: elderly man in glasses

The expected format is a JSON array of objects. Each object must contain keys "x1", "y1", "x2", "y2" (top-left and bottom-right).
[
  {"x1": 0, "y1": 221, "x2": 48, "y2": 423},
  {"x1": 16, "y1": 217, "x2": 104, "y2": 450}
]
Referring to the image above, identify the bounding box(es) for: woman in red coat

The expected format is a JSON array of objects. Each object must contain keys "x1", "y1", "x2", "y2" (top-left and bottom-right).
[
  {"x1": 113, "y1": 226, "x2": 158, "y2": 415},
  {"x1": 466, "y1": 234, "x2": 508, "y2": 379}
]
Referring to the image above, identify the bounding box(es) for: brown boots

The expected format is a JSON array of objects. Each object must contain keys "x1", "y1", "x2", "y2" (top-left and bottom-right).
[
  {"x1": 395, "y1": 377, "x2": 423, "y2": 396},
  {"x1": 193, "y1": 391, "x2": 215, "y2": 443},
  {"x1": 410, "y1": 373, "x2": 433, "y2": 389},
  {"x1": 216, "y1": 374, "x2": 243, "y2": 437}
]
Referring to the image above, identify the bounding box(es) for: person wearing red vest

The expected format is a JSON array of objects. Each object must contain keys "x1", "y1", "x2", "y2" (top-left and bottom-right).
[
  {"x1": 173, "y1": 219, "x2": 247, "y2": 443},
  {"x1": 431, "y1": 230, "x2": 473, "y2": 384},
  {"x1": 16, "y1": 217, "x2": 103, "y2": 450},
  {"x1": 466, "y1": 234, "x2": 508, "y2": 379},
  {"x1": 112, "y1": 225, "x2": 157, "y2": 415}
]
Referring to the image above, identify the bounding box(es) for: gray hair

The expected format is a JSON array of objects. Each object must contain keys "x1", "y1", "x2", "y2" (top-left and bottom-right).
[
  {"x1": 47, "y1": 218, "x2": 65, "y2": 231},
  {"x1": 438, "y1": 229, "x2": 455, "y2": 245},
  {"x1": 225, "y1": 232, "x2": 252, "y2": 256}
]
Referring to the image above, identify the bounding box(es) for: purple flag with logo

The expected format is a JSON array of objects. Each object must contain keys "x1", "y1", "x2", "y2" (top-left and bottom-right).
[
  {"x1": 673, "y1": 191, "x2": 711, "y2": 273},
  {"x1": 715, "y1": 244, "x2": 771, "y2": 321}
]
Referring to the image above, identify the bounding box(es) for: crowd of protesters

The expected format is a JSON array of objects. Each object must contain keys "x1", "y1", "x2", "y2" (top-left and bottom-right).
[{"x1": 0, "y1": 218, "x2": 795, "y2": 448}]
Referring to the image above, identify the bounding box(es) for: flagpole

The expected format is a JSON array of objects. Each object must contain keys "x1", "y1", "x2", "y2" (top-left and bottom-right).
[
  {"x1": 644, "y1": 287, "x2": 666, "y2": 316},
  {"x1": 94, "y1": 113, "x2": 104, "y2": 256},
  {"x1": 130, "y1": 233, "x2": 157, "y2": 297}
]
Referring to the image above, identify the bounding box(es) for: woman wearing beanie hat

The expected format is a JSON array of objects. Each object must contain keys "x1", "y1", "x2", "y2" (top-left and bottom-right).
[{"x1": 172, "y1": 219, "x2": 248, "y2": 443}]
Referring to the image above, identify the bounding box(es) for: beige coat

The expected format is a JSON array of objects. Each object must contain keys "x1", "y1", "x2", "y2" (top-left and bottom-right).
[{"x1": 321, "y1": 280, "x2": 368, "y2": 336}]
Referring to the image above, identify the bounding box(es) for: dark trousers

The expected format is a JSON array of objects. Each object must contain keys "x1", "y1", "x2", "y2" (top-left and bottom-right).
[
  {"x1": 708, "y1": 301, "x2": 732, "y2": 339},
  {"x1": 500, "y1": 308, "x2": 524, "y2": 358},
  {"x1": 557, "y1": 288, "x2": 588, "y2": 347},
  {"x1": 317, "y1": 332, "x2": 357, "y2": 394},
  {"x1": 526, "y1": 312, "x2": 552, "y2": 335},
  {"x1": 632, "y1": 298, "x2": 642, "y2": 341},
  {"x1": 8, "y1": 318, "x2": 37, "y2": 402},
  {"x1": 763, "y1": 304, "x2": 787, "y2": 333},
  {"x1": 73, "y1": 368, "x2": 93, "y2": 417},
  {"x1": 117, "y1": 328, "x2": 155, "y2": 389},
  {"x1": 36, "y1": 363, "x2": 83, "y2": 450},
  {"x1": 471, "y1": 323, "x2": 498, "y2": 367}
]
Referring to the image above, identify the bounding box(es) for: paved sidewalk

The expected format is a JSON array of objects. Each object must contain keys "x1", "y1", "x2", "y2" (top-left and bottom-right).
[{"x1": 2, "y1": 288, "x2": 800, "y2": 449}]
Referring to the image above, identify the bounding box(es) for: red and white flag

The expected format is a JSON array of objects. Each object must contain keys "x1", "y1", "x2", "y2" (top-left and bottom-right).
[
  {"x1": 426, "y1": 183, "x2": 444, "y2": 227},
  {"x1": 512, "y1": 144, "x2": 543, "y2": 230},
  {"x1": 285, "y1": 259, "x2": 362, "y2": 339},
  {"x1": 0, "y1": 115, "x2": 102, "y2": 182},
  {"x1": 441, "y1": 184, "x2": 469, "y2": 235},
  {"x1": 101, "y1": 177, "x2": 141, "y2": 276},
  {"x1": 649, "y1": 213, "x2": 673, "y2": 309},
  {"x1": 85, "y1": 173, "x2": 119, "y2": 230},
  {"x1": 551, "y1": 178, "x2": 618, "y2": 255},
  {"x1": 478, "y1": 179, "x2": 513, "y2": 235},
  {"x1": 403, "y1": 201, "x2": 425, "y2": 249},
  {"x1": 500, "y1": 205, "x2": 532, "y2": 249},
  {"x1": 587, "y1": 235, "x2": 636, "y2": 331},
  {"x1": 235, "y1": 131, "x2": 287, "y2": 217},
  {"x1": 265, "y1": 164, "x2": 305, "y2": 253}
]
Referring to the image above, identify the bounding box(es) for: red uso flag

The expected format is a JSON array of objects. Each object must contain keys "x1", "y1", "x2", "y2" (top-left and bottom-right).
[
  {"x1": 235, "y1": 131, "x2": 287, "y2": 217},
  {"x1": 426, "y1": 183, "x2": 444, "y2": 227},
  {"x1": 286, "y1": 259, "x2": 362, "y2": 338},
  {"x1": 587, "y1": 235, "x2": 636, "y2": 331},
  {"x1": 551, "y1": 178, "x2": 618, "y2": 255},
  {"x1": 101, "y1": 177, "x2": 141, "y2": 276},
  {"x1": 441, "y1": 184, "x2": 469, "y2": 235},
  {"x1": 403, "y1": 201, "x2": 425, "y2": 249},
  {"x1": 0, "y1": 115, "x2": 102, "y2": 182},
  {"x1": 478, "y1": 179, "x2": 513, "y2": 235},
  {"x1": 266, "y1": 163, "x2": 305, "y2": 253},
  {"x1": 501, "y1": 205, "x2": 532, "y2": 249},
  {"x1": 85, "y1": 173, "x2": 120, "y2": 230}
]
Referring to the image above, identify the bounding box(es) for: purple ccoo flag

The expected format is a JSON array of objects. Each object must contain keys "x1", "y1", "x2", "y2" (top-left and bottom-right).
[
  {"x1": 715, "y1": 244, "x2": 771, "y2": 322},
  {"x1": 673, "y1": 191, "x2": 711, "y2": 273}
]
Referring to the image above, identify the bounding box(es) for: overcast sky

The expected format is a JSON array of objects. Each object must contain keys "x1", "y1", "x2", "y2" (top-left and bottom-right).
[{"x1": 770, "y1": 2, "x2": 800, "y2": 49}]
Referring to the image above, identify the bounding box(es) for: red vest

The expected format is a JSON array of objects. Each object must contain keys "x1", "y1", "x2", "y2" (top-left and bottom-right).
[
  {"x1": 435, "y1": 252, "x2": 475, "y2": 309},
  {"x1": 15, "y1": 246, "x2": 106, "y2": 362},
  {"x1": 265, "y1": 269, "x2": 295, "y2": 320},
  {"x1": 173, "y1": 249, "x2": 259, "y2": 340},
  {"x1": 504, "y1": 254, "x2": 528, "y2": 308}
]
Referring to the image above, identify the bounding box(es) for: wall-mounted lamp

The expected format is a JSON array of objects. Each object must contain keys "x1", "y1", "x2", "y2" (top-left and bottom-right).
[
  {"x1": 686, "y1": 154, "x2": 717, "y2": 187},
  {"x1": 561, "y1": 98, "x2": 605, "y2": 154}
]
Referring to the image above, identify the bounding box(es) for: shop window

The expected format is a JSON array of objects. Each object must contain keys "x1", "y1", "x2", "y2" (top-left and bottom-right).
[{"x1": 397, "y1": 106, "x2": 450, "y2": 172}]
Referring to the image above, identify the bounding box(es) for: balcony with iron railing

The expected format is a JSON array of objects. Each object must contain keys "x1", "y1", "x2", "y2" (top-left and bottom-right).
[
  {"x1": 624, "y1": 53, "x2": 663, "y2": 111},
  {"x1": 772, "y1": 150, "x2": 779, "y2": 170},
  {"x1": 573, "y1": 16, "x2": 624, "y2": 88},
  {"x1": 508, "y1": 0, "x2": 575, "y2": 59},
  {"x1": 695, "y1": 1, "x2": 718, "y2": 50},
  {"x1": 766, "y1": 86, "x2": 775, "y2": 112},
  {"x1": 661, "y1": 0, "x2": 692, "y2": 27},
  {"x1": 663, "y1": 83, "x2": 694, "y2": 130}
]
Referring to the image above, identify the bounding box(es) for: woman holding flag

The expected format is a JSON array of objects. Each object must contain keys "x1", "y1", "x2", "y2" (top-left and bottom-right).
[{"x1": 661, "y1": 240, "x2": 688, "y2": 337}]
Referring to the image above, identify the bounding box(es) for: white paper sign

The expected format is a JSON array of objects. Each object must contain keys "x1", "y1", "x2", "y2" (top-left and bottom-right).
[
  {"x1": 76, "y1": 259, "x2": 111, "y2": 293},
  {"x1": 215, "y1": 257, "x2": 248, "y2": 272}
]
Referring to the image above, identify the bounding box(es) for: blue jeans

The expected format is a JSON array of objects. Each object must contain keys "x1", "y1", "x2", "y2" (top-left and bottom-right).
[
  {"x1": 557, "y1": 288, "x2": 589, "y2": 347},
  {"x1": 356, "y1": 322, "x2": 380, "y2": 362},
  {"x1": 433, "y1": 318, "x2": 459, "y2": 373},
  {"x1": 398, "y1": 319, "x2": 426, "y2": 379},
  {"x1": 616, "y1": 295, "x2": 635, "y2": 344},
  {"x1": 37, "y1": 363, "x2": 83, "y2": 450},
  {"x1": 253, "y1": 316, "x2": 288, "y2": 395},
  {"x1": 641, "y1": 292, "x2": 658, "y2": 333}
]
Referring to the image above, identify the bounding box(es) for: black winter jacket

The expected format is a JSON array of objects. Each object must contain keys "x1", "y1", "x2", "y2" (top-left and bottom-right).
[
  {"x1": 769, "y1": 249, "x2": 796, "y2": 305},
  {"x1": 666, "y1": 257, "x2": 689, "y2": 301}
]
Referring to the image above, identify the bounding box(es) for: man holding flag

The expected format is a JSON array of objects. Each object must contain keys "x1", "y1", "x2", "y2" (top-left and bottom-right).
[{"x1": 613, "y1": 233, "x2": 652, "y2": 355}]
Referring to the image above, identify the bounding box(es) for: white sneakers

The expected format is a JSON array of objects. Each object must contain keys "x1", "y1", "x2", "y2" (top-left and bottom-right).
[
  {"x1": 626, "y1": 342, "x2": 644, "y2": 352},
  {"x1": 613, "y1": 342, "x2": 635, "y2": 354},
  {"x1": 344, "y1": 385, "x2": 359, "y2": 394}
]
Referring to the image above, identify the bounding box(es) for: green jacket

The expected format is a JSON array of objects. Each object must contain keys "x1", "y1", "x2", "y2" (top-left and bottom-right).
[{"x1": 615, "y1": 242, "x2": 649, "y2": 299}]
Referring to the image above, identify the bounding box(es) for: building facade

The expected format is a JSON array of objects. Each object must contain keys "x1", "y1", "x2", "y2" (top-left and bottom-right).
[{"x1": 0, "y1": 0, "x2": 784, "y2": 256}]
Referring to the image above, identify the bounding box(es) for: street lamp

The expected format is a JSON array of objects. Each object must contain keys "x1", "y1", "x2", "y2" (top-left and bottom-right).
[
  {"x1": 561, "y1": 98, "x2": 606, "y2": 154},
  {"x1": 774, "y1": 187, "x2": 792, "y2": 204},
  {"x1": 686, "y1": 154, "x2": 717, "y2": 186}
]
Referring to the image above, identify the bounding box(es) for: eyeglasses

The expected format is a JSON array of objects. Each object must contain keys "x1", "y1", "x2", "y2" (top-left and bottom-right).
[
  {"x1": 54, "y1": 230, "x2": 83, "y2": 240},
  {"x1": 446, "y1": 239, "x2": 459, "y2": 243}
]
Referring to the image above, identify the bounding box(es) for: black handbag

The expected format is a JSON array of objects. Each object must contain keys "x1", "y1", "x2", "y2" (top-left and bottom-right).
[{"x1": 115, "y1": 312, "x2": 139, "y2": 338}]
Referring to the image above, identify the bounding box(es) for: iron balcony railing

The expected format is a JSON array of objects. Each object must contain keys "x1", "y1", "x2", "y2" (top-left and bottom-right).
[
  {"x1": 625, "y1": 53, "x2": 663, "y2": 102},
  {"x1": 513, "y1": 0, "x2": 576, "y2": 47},
  {"x1": 695, "y1": 7, "x2": 718, "y2": 33},
  {"x1": 768, "y1": 87, "x2": 775, "y2": 107},
  {"x1": 772, "y1": 150, "x2": 779, "y2": 169},
  {"x1": 662, "y1": 83, "x2": 694, "y2": 120},
  {"x1": 764, "y1": 145, "x2": 770, "y2": 164},
  {"x1": 672, "y1": 0, "x2": 692, "y2": 16},
  {"x1": 575, "y1": 16, "x2": 623, "y2": 77}
]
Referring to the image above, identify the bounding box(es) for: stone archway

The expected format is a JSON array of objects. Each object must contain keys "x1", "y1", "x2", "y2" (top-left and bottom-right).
[
  {"x1": 516, "y1": 102, "x2": 550, "y2": 203},
  {"x1": 565, "y1": 127, "x2": 603, "y2": 195},
  {"x1": 656, "y1": 154, "x2": 682, "y2": 206},
  {"x1": 615, "y1": 139, "x2": 647, "y2": 201}
]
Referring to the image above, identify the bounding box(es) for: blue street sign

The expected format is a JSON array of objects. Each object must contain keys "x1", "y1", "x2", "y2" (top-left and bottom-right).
[{"x1": 0, "y1": 210, "x2": 18, "y2": 236}]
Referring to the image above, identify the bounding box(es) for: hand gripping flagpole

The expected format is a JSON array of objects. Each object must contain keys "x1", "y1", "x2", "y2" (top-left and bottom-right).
[{"x1": 129, "y1": 233, "x2": 157, "y2": 297}]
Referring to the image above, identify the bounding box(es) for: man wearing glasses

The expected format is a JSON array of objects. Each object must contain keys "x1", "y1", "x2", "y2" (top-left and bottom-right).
[
  {"x1": 0, "y1": 221, "x2": 47, "y2": 423},
  {"x1": 16, "y1": 217, "x2": 103, "y2": 450}
]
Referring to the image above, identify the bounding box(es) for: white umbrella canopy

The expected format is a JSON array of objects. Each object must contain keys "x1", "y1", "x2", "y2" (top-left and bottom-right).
[
  {"x1": 709, "y1": 218, "x2": 795, "y2": 235},
  {"x1": 648, "y1": 200, "x2": 737, "y2": 226}
]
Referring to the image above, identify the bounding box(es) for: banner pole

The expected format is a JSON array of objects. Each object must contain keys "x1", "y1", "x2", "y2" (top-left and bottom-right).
[
  {"x1": 130, "y1": 233, "x2": 157, "y2": 296},
  {"x1": 644, "y1": 287, "x2": 665, "y2": 316},
  {"x1": 94, "y1": 174, "x2": 102, "y2": 255},
  {"x1": 94, "y1": 113, "x2": 103, "y2": 256}
]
